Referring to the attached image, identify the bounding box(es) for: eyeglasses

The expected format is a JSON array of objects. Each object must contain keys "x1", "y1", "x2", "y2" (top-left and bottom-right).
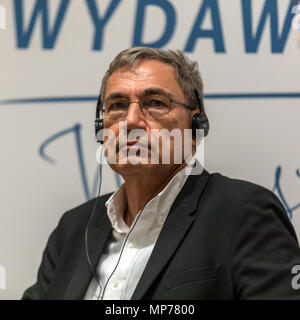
[{"x1": 100, "y1": 95, "x2": 194, "y2": 120}]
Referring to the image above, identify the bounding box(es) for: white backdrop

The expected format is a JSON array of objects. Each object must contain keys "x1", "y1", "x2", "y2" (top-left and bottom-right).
[{"x1": 0, "y1": 0, "x2": 300, "y2": 299}]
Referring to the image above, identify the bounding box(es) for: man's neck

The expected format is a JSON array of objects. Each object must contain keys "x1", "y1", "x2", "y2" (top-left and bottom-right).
[{"x1": 121, "y1": 164, "x2": 186, "y2": 227}]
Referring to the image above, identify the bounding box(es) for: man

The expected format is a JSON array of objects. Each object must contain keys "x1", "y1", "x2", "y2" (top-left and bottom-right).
[{"x1": 23, "y1": 47, "x2": 300, "y2": 300}]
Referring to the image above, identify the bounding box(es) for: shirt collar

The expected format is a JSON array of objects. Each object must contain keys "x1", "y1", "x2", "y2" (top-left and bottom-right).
[{"x1": 105, "y1": 156, "x2": 197, "y2": 234}]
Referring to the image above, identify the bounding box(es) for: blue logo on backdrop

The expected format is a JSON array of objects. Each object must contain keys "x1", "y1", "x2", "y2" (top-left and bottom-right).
[
  {"x1": 273, "y1": 167, "x2": 300, "y2": 220},
  {"x1": 38, "y1": 123, "x2": 122, "y2": 200},
  {"x1": 12, "y1": 0, "x2": 298, "y2": 52}
]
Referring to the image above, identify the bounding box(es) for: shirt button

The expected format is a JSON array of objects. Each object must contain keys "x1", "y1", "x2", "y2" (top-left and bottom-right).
[
  {"x1": 129, "y1": 242, "x2": 135, "y2": 248},
  {"x1": 113, "y1": 280, "x2": 119, "y2": 288},
  {"x1": 159, "y1": 214, "x2": 165, "y2": 225}
]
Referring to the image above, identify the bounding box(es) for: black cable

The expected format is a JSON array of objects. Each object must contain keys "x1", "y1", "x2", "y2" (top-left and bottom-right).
[
  {"x1": 85, "y1": 144, "x2": 185, "y2": 299},
  {"x1": 99, "y1": 163, "x2": 182, "y2": 300},
  {"x1": 84, "y1": 145, "x2": 104, "y2": 300}
]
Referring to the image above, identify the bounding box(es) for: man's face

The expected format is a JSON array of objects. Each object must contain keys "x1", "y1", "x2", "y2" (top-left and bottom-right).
[{"x1": 103, "y1": 59, "x2": 194, "y2": 175}]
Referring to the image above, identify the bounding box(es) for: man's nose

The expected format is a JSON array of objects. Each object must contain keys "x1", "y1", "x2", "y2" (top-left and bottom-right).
[{"x1": 125, "y1": 102, "x2": 146, "y2": 128}]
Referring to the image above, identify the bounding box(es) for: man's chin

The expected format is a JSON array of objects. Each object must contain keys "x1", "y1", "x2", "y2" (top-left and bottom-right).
[{"x1": 108, "y1": 157, "x2": 175, "y2": 175}]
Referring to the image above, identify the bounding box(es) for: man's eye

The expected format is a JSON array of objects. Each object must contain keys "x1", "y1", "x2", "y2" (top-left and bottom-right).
[
  {"x1": 145, "y1": 98, "x2": 168, "y2": 108},
  {"x1": 108, "y1": 101, "x2": 127, "y2": 111}
]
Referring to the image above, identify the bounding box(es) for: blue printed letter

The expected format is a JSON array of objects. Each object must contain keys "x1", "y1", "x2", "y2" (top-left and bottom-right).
[
  {"x1": 133, "y1": 0, "x2": 176, "y2": 48},
  {"x1": 242, "y1": 0, "x2": 295, "y2": 53},
  {"x1": 14, "y1": 0, "x2": 70, "y2": 49},
  {"x1": 185, "y1": 0, "x2": 225, "y2": 53},
  {"x1": 86, "y1": 0, "x2": 121, "y2": 51}
]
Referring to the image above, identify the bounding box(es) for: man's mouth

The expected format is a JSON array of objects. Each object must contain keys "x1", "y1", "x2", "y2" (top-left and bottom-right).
[{"x1": 124, "y1": 141, "x2": 149, "y2": 151}]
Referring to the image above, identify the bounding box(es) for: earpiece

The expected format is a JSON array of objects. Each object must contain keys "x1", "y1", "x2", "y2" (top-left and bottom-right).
[
  {"x1": 95, "y1": 118, "x2": 104, "y2": 144},
  {"x1": 191, "y1": 89, "x2": 209, "y2": 137},
  {"x1": 95, "y1": 95, "x2": 104, "y2": 144}
]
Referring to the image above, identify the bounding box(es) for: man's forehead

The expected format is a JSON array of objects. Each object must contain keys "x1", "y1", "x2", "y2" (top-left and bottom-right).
[
  {"x1": 105, "y1": 60, "x2": 183, "y2": 98},
  {"x1": 109, "y1": 60, "x2": 175, "y2": 79},
  {"x1": 117, "y1": 59, "x2": 174, "y2": 73}
]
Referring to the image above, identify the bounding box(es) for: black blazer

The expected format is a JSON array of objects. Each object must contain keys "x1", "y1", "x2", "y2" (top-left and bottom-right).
[{"x1": 22, "y1": 171, "x2": 300, "y2": 299}]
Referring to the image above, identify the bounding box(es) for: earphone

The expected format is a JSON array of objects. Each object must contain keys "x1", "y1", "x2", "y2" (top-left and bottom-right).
[
  {"x1": 94, "y1": 89, "x2": 209, "y2": 144},
  {"x1": 95, "y1": 94, "x2": 104, "y2": 144},
  {"x1": 192, "y1": 89, "x2": 209, "y2": 138}
]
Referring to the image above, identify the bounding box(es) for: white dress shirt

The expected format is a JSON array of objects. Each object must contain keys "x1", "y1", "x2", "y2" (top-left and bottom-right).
[{"x1": 84, "y1": 165, "x2": 193, "y2": 300}]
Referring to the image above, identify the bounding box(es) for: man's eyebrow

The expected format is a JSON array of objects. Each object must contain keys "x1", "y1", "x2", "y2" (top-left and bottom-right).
[
  {"x1": 104, "y1": 87, "x2": 173, "y2": 102},
  {"x1": 142, "y1": 88, "x2": 172, "y2": 98},
  {"x1": 103, "y1": 92, "x2": 128, "y2": 104},
  {"x1": 104, "y1": 92, "x2": 128, "y2": 102}
]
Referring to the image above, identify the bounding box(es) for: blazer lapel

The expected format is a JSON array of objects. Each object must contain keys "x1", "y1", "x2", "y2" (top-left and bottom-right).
[
  {"x1": 131, "y1": 170, "x2": 211, "y2": 300},
  {"x1": 63, "y1": 199, "x2": 112, "y2": 300}
]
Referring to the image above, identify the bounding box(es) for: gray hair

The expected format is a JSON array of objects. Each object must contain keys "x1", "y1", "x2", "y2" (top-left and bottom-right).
[{"x1": 99, "y1": 47, "x2": 203, "y2": 109}]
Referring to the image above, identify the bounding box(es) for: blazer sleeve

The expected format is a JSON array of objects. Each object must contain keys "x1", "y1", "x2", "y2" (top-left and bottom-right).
[
  {"x1": 230, "y1": 186, "x2": 300, "y2": 299},
  {"x1": 21, "y1": 218, "x2": 63, "y2": 300}
]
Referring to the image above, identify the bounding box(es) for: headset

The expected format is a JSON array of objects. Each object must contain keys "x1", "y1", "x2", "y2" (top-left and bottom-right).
[
  {"x1": 86, "y1": 88, "x2": 209, "y2": 299},
  {"x1": 94, "y1": 89, "x2": 209, "y2": 143}
]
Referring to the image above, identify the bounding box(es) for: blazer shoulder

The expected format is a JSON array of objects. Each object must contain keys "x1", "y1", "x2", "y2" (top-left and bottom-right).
[
  {"x1": 206, "y1": 172, "x2": 296, "y2": 241},
  {"x1": 205, "y1": 172, "x2": 287, "y2": 218},
  {"x1": 208, "y1": 172, "x2": 275, "y2": 200}
]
